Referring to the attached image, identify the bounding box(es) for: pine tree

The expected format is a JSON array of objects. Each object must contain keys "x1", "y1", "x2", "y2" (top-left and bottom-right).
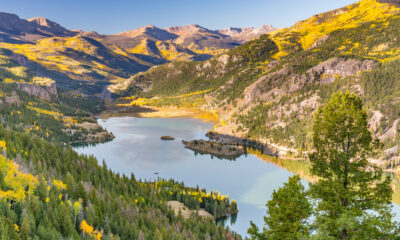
[
  {"x1": 248, "y1": 175, "x2": 311, "y2": 240},
  {"x1": 20, "y1": 216, "x2": 30, "y2": 240},
  {"x1": 310, "y1": 92, "x2": 397, "y2": 239}
]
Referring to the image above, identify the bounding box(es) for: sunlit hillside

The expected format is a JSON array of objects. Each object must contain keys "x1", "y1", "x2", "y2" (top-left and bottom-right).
[
  {"x1": 0, "y1": 36, "x2": 148, "y2": 84},
  {"x1": 272, "y1": 0, "x2": 400, "y2": 59},
  {"x1": 114, "y1": 0, "x2": 400, "y2": 171}
]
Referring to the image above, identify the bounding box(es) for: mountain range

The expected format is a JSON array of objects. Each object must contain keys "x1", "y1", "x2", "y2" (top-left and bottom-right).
[
  {"x1": 0, "y1": 12, "x2": 275, "y2": 93},
  {"x1": 2, "y1": 0, "x2": 400, "y2": 239},
  {"x1": 2, "y1": 0, "x2": 400, "y2": 166},
  {"x1": 111, "y1": 0, "x2": 400, "y2": 169}
]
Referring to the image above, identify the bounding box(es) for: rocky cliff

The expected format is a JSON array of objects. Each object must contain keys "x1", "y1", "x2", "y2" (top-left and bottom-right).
[{"x1": 15, "y1": 81, "x2": 58, "y2": 101}]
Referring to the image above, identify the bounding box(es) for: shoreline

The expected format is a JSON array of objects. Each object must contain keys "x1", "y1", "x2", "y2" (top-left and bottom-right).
[
  {"x1": 100, "y1": 103, "x2": 397, "y2": 174},
  {"x1": 100, "y1": 104, "x2": 219, "y2": 123},
  {"x1": 95, "y1": 103, "x2": 400, "y2": 207}
]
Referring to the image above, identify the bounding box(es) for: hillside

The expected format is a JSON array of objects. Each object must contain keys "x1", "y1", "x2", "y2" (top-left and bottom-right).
[
  {"x1": 84, "y1": 24, "x2": 276, "y2": 62},
  {"x1": 0, "y1": 13, "x2": 77, "y2": 43},
  {"x1": 0, "y1": 65, "x2": 240, "y2": 239},
  {"x1": 113, "y1": 0, "x2": 400, "y2": 170},
  {"x1": 2, "y1": 0, "x2": 400, "y2": 238},
  {"x1": 0, "y1": 12, "x2": 275, "y2": 95},
  {"x1": 0, "y1": 13, "x2": 278, "y2": 238}
]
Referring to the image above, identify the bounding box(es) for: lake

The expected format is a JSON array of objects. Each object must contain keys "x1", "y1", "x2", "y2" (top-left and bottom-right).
[{"x1": 74, "y1": 116, "x2": 400, "y2": 237}]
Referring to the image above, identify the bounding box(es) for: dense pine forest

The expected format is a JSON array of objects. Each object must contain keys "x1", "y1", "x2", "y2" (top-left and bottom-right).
[{"x1": 0, "y1": 83, "x2": 239, "y2": 239}]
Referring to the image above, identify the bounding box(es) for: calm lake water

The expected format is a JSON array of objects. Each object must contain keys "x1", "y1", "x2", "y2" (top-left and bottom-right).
[{"x1": 74, "y1": 116, "x2": 400, "y2": 237}]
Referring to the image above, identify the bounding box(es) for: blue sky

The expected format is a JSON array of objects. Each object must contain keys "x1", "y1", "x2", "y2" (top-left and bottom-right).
[{"x1": 2, "y1": 0, "x2": 358, "y2": 34}]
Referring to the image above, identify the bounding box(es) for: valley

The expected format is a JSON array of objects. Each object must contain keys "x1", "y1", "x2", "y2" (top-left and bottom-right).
[{"x1": 1, "y1": 0, "x2": 400, "y2": 239}]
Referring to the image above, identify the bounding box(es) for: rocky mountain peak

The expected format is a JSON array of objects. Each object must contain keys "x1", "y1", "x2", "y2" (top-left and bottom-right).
[
  {"x1": 0, "y1": 12, "x2": 36, "y2": 34},
  {"x1": 218, "y1": 25, "x2": 276, "y2": 42},
  {"x1": 27, "y1": 16, "x2": 74, "y2": 36},
  {"x1": 255, "y1": 25, "x2": 277, "y2": 33},
  {"x1": 117, "y1": 25, "x2": 177, "y2": 41},
  {"x1": 27, "y1": 17, "x2": 52, "y2": 27},
  {"x1": 0, "y1": 12, "x2": 76, "y2": 42},
  {"x1": 165, "y1": 24, "x2": 213, "y2": 35}
]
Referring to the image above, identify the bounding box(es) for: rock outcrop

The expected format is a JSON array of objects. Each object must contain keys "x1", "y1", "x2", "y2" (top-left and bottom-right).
[
  {"x1": 167, "y1": 201, "x2": 213, "y2": 219},
  {"x1": 242, "y1": 57, "x2": 377, "y2": 106},
  {"x1": 5, "y1": 91, "x2": 21, "y2": 106},
  {"x1": 306, "y1": 57, "x2": 377, "y2": 84},
  {"x1": 183, "y1": 139, "x2": 245, "y2": 159},
  {"x1": 15, "y1": 81, "x2": 58, "y2": 101}
]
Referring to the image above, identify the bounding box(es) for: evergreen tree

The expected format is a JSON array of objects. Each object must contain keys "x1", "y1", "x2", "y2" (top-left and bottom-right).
[
  {"x1": 309, "y1": 92, "x2": 397, "y2": 239},
  {"x1": 248, "y1": 175, "x2": 311, "y2": 240},
  {"x1": 20, "y1": 216, "x2": 30, "y2": 240}
]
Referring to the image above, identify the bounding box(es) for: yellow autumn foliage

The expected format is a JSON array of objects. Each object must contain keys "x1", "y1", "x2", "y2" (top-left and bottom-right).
[
  {"x1": 0, "y1": 140, "x2": 6, "y2": 151},
  {"x1": 26, "y1": 106, "x2": 63, "y2": 118},
  {"x1": 271, "y1": 0, "x2": 400, "y2": 58},
  {"x1": 81, "y1": 220, "x2": 102, "y2": 240},
  {"x1": 53, "y1": 179, "x2": 67, "y2": 190},
  {"x1": 0, "y1": 155, "x2": 38, "y2": 203}
]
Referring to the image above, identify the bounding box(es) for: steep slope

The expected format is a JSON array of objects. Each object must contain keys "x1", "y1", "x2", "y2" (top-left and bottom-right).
[
  {"x1": 0, "y1": 13, "x2": 153, "y2": 93},
  {"x1": 166, "y1": 24, "x2": 240, "y2": 54},
  {"x1": 0, "y1": 35, "x2": 150, "y2": 93},
  {"x1": 0, "y1": 13, "x2": 76, "y2": 43},
  {"x1": 117, "y1": 25, "x2": 178, "y2": 40},
  {"x1": 113, "y1": 0, "x2": 400, "y2": 169},
  {"x1": 0, "y1": 12, "x2": 276, "y2": 94},
  {"x1": 27, "y1": 16, "x2": 77, "y2": 37},
  {"x1": 88, "y1": 24, "x2": 276, "y2": 62},
  {"x1": 0, "y1": 60, "x2": 240, "y2": 238}
]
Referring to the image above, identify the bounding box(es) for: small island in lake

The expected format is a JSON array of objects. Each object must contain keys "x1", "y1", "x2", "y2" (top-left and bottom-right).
[
  {"x1": 182, "y1": 139, "x2": 244, "y2": 159},
  {"x1": 161, "y1": 136, "x2": 175, "y2": 140}
]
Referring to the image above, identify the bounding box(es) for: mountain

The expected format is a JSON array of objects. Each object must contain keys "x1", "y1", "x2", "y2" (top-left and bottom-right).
[
  {"x1": 2, "y1": 0, "x2": 400, "y2": 238},
  {"x1": 219, "y1": 25, "x2": 277, "y2": 43},
  {"x1": 117, "y1": 25, "x2": 178, "y2": 40},
  {"x1": 0, "y1": 13, "x2": 76, "y2": 43},
  {"x1": 84, "y1": 23, "x2": 276, "y2": 62},
  {"x1": 0, "y1": 23, "x2": 240, "y2": 239},
  {"x1": 0, "y1": 13, "x2": 275, "y2": 94},
  {"x1": 165, "y1": 24, "x2": 240, "y2": 51},
  {"x1": 27, "y1": 16, "x2": 77, "y2": 36},
  {"x1": 0, "y1": 34, "x2": 150, "y2": 93},
  {"x1": 112, "y1": 0, "x2": 400, "y2": 169}
]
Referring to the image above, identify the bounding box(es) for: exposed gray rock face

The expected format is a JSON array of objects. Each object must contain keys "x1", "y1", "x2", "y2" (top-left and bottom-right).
[
  {"x1": 27, "y1": 17, "x2": 75, "y2": 37},
  {"x1": 311, "y1": 35, "x2": 329, "y2": 48},
  {"x1": 242, "y1": 58, "x2": 377, "y2": 107},
  {"x1": 100, "y1": 87, "x2": 112, "y2": 100},
  {"x1": 9, "y1": 52, "x2": 30, "y2": 66},
  {"x1": 218, "y1": 25, "x2": 277, "y2": 43},
  {"x1": 5, "y1": 91, "x2": 21, "y2": 106},
  {"x1": 306, "y1": 57, "x2": 377, "y2": 84},
  {"x1": 242, "y1": 67, "x2": 290, "y2": 106},
  {"x1": 15, "y1": 81, "x2": 58, "y2": 101}
]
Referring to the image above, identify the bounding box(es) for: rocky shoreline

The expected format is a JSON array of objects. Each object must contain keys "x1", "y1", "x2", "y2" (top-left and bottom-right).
[
  {"x1": 206, "y1": 131, "x2": 279, "y2": 157},
  {"x1": 182, "y1": 139, "x2": 245, "y2": 159}
]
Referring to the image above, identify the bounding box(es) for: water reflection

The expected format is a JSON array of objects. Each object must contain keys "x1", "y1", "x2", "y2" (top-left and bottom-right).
[
  {"x1": 216, "y1": 213, "x2": 238, "y2": 227},
  {"x1": 74, "y1": 116, "x2": 400, "y2": 236}
]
